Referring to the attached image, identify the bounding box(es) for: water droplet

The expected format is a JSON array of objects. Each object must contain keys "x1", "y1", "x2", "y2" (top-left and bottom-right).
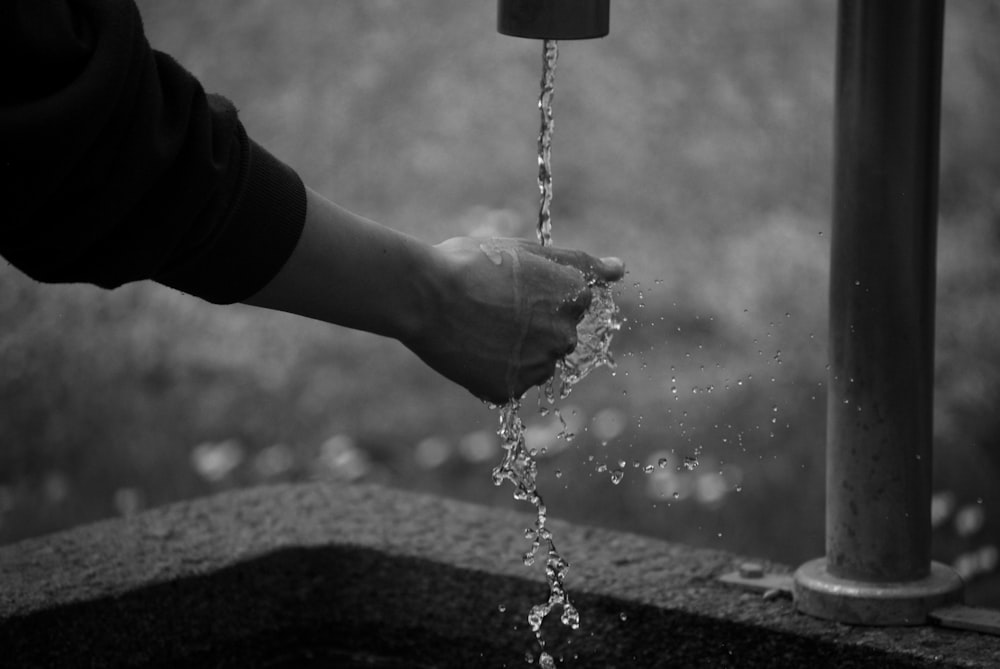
[
  {"x1": 658, "y1": 458, "x2": 669, "y2": 469},
  {"x1": 610, "y1": 470, "x2": 624, "y2": 485},
  {"x1": 498, "y1": 604, "x2": 507, "y2": 613},
  {"x1": 560, "y1": 604, "x2": 580, "y2": 629},
  {"x1": 619, "y1": 612, "x2": 628, "y2": 622}
]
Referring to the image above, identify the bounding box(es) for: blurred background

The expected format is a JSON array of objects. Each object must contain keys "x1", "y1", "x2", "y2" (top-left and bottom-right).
[{"x1": 2, "y1": 1, "x2": 998, "y2": 605}]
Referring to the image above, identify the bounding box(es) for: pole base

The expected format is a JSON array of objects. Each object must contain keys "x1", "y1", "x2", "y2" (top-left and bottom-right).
[{"x1": 794, "y1": 558, "x2": 964, "y2": 626}]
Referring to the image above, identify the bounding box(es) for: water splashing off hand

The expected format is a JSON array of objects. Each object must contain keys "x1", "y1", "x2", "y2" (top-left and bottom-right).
[{"x1": 491, "y1": 37, "x2": 623, "y2": 665}]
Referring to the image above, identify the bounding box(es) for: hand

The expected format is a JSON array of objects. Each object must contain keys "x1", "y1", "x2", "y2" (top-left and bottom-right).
[
  {"x1": 404, "y1": 237, "x2": 624, "y2": 405},
  {"x1": 244, "y1": 189, "x2": 624, "y2": 404}
]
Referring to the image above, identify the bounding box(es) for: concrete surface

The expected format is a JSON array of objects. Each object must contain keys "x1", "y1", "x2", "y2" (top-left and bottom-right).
[{"x1": 1, "y1": 482, "x2": 998, "y2": 667}]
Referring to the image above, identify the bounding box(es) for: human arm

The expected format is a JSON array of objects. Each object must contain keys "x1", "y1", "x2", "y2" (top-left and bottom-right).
[
  {"x1": 245, "y1": 187, "x2": 624, "y2": 404},
  {"x1": 0, "y1": 0, "x2": 624, "y2": 403},
  {"x1": 0, "y1": 0, "x2": 304, "y2": 302}
]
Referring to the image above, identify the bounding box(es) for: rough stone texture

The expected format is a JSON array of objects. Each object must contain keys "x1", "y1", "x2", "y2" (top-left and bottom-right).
[{"x1": 1, "y1": 482, "x2": 998, "y2": 667}]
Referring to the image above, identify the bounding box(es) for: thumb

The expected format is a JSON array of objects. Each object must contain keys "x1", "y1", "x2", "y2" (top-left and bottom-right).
[
  {"x1": 521, "y1": 242, "x2": 625, "y2": 283},
  {"x1": 595, "y1": 256, "x2": 625, "y2": 282}
]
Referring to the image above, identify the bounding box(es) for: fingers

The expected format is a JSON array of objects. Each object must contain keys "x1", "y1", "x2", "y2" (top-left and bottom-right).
[
  {"x1": 525, "y1": 362, "x2": 558, "y2": 393},
  {"x1": 562, "y1": 330, "x2": 579, "y2": 357},
  {"x1": 514, "y1": 357, "x2": 561, "y2": 399},
  {"x1": 553, "y1": 280, "x2": 590, "y2": 322},
  {"x1": 504, "y1": 324, "x2": 578, "y2": 399},
  {"x1": 516, "y1": 241, "x2": 625, "y2": 284}
]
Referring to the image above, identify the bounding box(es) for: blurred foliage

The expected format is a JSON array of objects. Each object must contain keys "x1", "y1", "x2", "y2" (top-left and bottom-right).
[{"x1": 1, "y1": 1, "x2": 998, "y2": 605}]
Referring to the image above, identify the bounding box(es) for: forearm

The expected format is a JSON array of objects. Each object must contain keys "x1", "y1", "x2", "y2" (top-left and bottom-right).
[{"x1": 244, "y1": 187, "x2": 441, "y2": 342}]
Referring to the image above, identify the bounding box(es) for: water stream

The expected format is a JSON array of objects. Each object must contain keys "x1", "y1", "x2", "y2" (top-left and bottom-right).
[
  {"x1": 535, "y1": 39, "x2": 558, "y2": 249},
  {"x1": 491, "y1": 39, "x2": 621, "y2": 667}
]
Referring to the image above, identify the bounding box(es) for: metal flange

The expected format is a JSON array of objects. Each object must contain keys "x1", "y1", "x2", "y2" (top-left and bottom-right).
[{"x1": 794, "y1": 558, "x2": 964, "y2": 626}]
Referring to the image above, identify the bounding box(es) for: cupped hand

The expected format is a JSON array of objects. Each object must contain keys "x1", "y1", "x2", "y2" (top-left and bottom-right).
[{"x1": 403, "y1": 237, "x2": 624, "y2": 405}]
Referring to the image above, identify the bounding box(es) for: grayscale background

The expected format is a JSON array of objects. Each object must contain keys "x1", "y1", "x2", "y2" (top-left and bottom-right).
[{"x1": 2, "y1": 0, "x2": 997, "y2": 605}]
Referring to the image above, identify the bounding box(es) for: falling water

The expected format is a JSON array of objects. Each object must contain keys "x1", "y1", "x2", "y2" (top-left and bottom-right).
[
  {"x1": 536, "y1": 39, "x2": 558, "y2": 248},
  {"x1": 492, "y1": 39, "x2": 621, "y2": 668}
]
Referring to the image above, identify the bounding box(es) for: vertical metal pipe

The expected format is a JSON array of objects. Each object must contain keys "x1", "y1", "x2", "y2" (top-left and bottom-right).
[
  {"x1": 827, "y1": 0, "x2": 943, "y2": 583},
  {"x1": 794, "y1": 0, "x2": 963, "y2": 624}
]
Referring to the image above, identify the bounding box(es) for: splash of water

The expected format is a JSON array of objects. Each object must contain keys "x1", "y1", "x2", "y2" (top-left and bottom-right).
[
  {"x1": 492, "y1": 38, "x2": 621, "y2": 665},
  {"x1": 557, "y1": 283, "x2": 620, "y2": 394}
]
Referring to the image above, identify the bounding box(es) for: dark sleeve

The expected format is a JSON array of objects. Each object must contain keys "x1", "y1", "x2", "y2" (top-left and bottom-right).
[{"x1": 0, "y1": 0, "x2": 306, "y2": 304}]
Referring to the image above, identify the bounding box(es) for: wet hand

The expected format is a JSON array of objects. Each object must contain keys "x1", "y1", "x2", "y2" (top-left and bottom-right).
[{"x1": 403, "y1": 237, "x2": 624, "y2": 405}]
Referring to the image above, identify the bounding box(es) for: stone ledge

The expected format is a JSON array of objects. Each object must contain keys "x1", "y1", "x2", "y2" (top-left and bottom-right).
[{"x1": 1, "y1": 482, "x2": 997, "y2": 667}]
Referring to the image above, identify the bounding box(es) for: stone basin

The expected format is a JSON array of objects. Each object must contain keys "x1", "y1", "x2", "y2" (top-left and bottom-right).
[{"x1": 2, "y1": 483, "x2": 997, "y2": 667}]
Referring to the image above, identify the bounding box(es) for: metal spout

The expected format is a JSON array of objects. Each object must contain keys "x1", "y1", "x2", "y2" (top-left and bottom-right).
[{"x1": 497, "y1": 0, "x2": 609, "y2": 40}]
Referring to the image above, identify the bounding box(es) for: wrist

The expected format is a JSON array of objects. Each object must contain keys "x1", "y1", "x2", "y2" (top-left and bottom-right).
[
  {"x1": 246, "y1": 188, "x2": 450, "y2": 342},
  {"x1": 394, "y1": 241, "x2": 450, "y2": 344}
]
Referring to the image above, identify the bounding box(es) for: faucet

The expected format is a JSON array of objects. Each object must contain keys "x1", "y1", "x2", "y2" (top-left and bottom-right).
[{"x1": 497, "y1": 0, "x2": 609, "y2": 40}]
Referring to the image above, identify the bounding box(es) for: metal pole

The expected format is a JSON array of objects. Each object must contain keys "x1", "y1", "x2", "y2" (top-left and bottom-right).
[{"x1": 794, "y1": 0, "x2": 963, "y2": 625}]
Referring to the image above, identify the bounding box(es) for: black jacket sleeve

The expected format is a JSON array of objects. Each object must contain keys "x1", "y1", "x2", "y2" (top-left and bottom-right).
[{"x1": 0, "y1": 0, "x2": 306, "y2": 304}]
